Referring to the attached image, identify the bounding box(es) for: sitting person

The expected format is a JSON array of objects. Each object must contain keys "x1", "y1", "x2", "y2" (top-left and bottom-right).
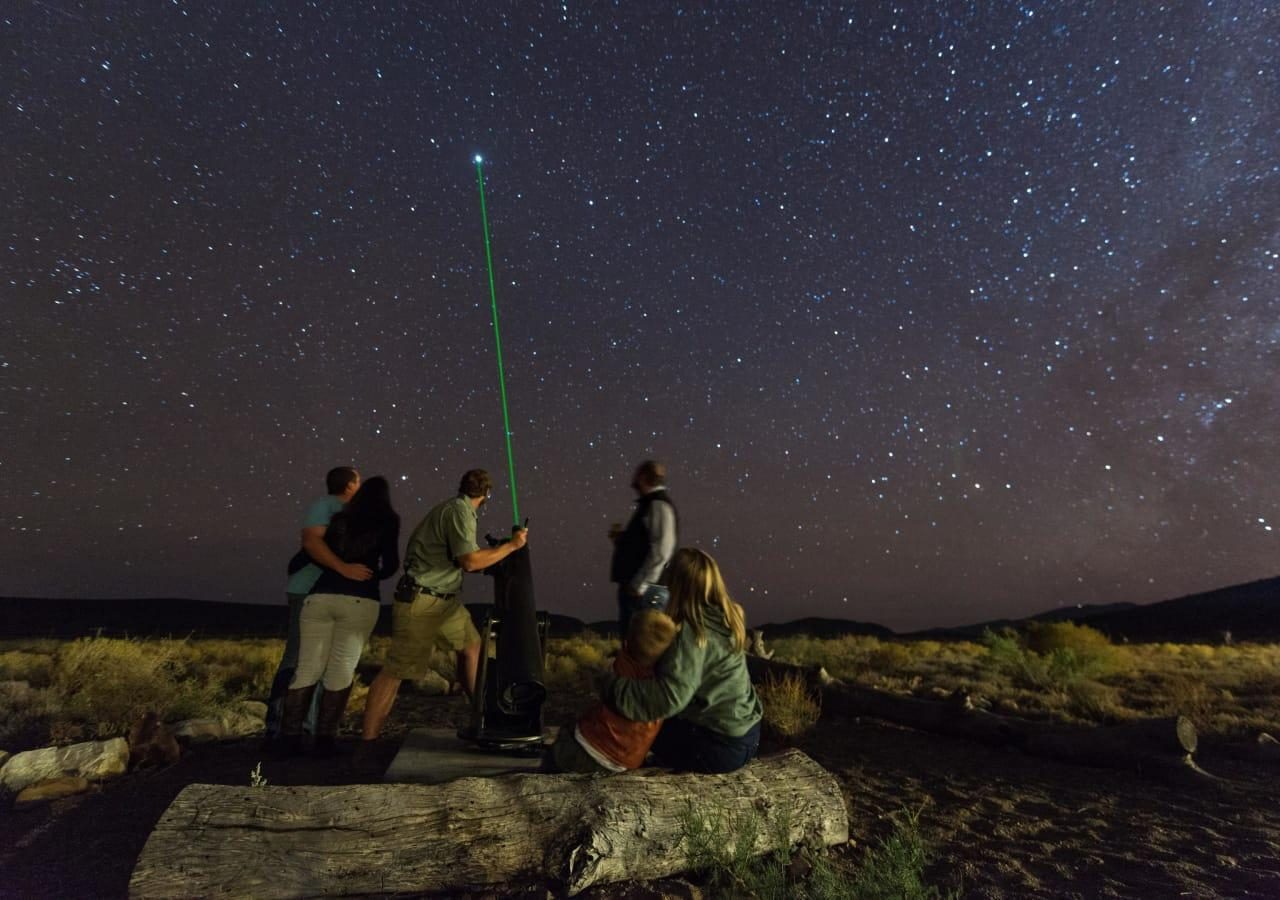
[
  {"x1": 545, "y1": 608, "x2": 678, "y2": 773},
  {"x1": 599, "y1": 548, "x2": 762, "y2": 774},
  {"x1": 280, "y1": 476, "x2": 400, "y2": 757}
]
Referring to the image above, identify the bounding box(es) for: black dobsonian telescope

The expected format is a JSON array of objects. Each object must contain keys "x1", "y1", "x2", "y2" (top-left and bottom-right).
[{"x1": 461, "y1": 524, "x2": 548, "y2": 751}]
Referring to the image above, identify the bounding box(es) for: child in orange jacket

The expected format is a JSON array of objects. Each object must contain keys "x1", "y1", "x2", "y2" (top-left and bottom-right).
[{"x1": 545, "y1": 609, "x2": 678, "y2": 773}]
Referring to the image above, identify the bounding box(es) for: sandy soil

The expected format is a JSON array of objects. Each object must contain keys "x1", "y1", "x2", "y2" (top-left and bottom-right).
[{"x1": 1, "y1": 686, "x2": 1278, "y2": 899}]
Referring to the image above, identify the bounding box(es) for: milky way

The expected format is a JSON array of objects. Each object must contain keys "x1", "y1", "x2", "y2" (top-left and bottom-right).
[{"x1": 4, "y1": 2, "x2": 1277, "y2": 630}]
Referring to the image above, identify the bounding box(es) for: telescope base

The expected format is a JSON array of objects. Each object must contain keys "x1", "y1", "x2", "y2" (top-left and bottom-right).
[{"x1": 383, "y1": 727, "x2": 553, "y2": 785}]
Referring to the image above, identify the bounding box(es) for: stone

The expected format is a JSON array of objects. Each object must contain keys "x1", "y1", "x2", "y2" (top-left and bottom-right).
[
  {"x1": 0, "y1": 750, "x2": 10, "y2": 770},
  {"x1": 220, "y1": 708, "x2": 266, "y2": 738},
  {"x1": 0, "y1": 737, "x2": 129, "y2": 793},
  {"x1": 413, "y1": 671, "x2": 452, "y2": 696},
  {"x1": 128, "y1": 712, "x2": 181, "y2": 769},
  {"x1": 14, "y1": 776, "x2": 91, "y2": 807},
  {"x1": 171, "y1": 718, "x2": 226, "y2": 743},
  {"x1": 171, "y1": 706, "x2": 265, "y2": 743}
]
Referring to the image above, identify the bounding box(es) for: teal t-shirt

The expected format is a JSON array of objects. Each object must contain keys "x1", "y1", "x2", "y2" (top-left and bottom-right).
[{"x1": 284, "y1": 495, "x2": 345, "y2": 594}]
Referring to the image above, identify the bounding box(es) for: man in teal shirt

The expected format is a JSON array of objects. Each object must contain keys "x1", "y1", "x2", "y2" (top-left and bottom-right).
[{"x1": 265, "y1": 466, "x2": 368, "y2": 740}]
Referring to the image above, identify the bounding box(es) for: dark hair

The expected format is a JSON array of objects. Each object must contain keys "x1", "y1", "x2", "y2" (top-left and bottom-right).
[
  {"x1": 326, "y1": 466, "x2": 359, "y2": 496},
  {"x1": 326, "y1": 476, "x2": 398, "y2": 562},
  {"x1": 342, "y1": 476, "x2": 396, "y2": 529},
  {"x1": 635, "y1": 460, "x2": 666, "y2": 487},
  {"x1": 458, "y1": 469, "x2": 492, "y2": 499}
]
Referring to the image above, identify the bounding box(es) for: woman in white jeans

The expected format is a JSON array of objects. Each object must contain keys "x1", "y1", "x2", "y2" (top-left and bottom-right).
[{"x1": 282, "y1": 476, "x2": 400, "y2": 757}]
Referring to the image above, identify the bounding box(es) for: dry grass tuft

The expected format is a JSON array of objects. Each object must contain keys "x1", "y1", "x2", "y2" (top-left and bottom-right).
[{"x1": 759, "y1": 671, "x2": 822, "y2": 739}]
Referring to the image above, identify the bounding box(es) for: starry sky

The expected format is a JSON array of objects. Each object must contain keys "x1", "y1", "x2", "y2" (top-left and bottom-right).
[{"x1": 5, "y1": 2, "x2": 1277, "y2": 632}]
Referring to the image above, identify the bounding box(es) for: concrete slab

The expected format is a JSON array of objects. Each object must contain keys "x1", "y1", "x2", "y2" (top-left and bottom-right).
[{"x1": 383, "y1": 727, "x2": 554, "y2": 784}]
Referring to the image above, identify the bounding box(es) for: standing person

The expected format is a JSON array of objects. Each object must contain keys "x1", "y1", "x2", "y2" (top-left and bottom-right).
[
  {"x1": 609, "y1": 460, "x2": 678, "y2": 635},
  {"x1": 600, "y1": 548, "x2": 762, "y2": 774},
  {"x1": 355, "y1": 469, "x2": 528, "y2": 763},
  {"x1": 265, "y1": 466, "x2": 371, "y2": 742},
  {"x1": 279, "y1": 476, "x2": 400, "y2": 757}
]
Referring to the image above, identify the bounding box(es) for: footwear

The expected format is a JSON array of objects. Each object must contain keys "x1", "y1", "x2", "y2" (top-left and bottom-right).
[
  {"x1": 276, "y1": 684, "x2": 317, "y2": 758},
  {"x1": 313, "y1": 686, "x2": 352, "y2": 757}
]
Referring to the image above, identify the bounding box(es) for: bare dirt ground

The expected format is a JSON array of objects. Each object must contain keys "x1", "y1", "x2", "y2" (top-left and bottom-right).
[{"x1": 2, "y1": 685, "x2": 1278, "y2": 899}]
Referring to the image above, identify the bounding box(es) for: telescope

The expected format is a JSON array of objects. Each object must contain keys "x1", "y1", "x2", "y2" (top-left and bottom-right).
[{"x1": 460, "y1": 530, "x2": 548, "y2": 752}]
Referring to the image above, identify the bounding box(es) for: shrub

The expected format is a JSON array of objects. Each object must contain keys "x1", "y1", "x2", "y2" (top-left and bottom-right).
[
  {"x1": 868, "y1": 643, "x2": 912, "y2": 674},
  {"x1": 678, "y1": 800, "x2": 954, "y2": 900},
  {"x1": 1064, "y1": 680, "x2": 1125, "y2": 723},
  {"x1": 842, "y1": 807, "x2": 955, "y2": 900},
  {"x1": 52, "y1": 637, "x2": 224, "y2": 738},
  {"x1": 759, "y1": 672, "x2": 822, "y2": 740},
  {"x1": 0, "y1": 649, "x2": 56, "y2": 687},
  {"x1": 982, "y1": 625, "x2": 1119, "y2": 691}
]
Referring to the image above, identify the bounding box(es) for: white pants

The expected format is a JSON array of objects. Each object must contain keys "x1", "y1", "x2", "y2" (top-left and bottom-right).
[{"x1": 290, "y1": 594, "x2": 380, "y2": 691}]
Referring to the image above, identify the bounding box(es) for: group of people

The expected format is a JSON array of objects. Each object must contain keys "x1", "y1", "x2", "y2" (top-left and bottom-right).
[{"x1": 264, "y1": 460, "x2": 761, "y2": 776}]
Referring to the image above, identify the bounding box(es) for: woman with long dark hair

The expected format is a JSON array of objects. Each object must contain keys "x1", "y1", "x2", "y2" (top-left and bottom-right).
[{"x1": 280, "y1": 475, "x2": 400, "y2": 756}]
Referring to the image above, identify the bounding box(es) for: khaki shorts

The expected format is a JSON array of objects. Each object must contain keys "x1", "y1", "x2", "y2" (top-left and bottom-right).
[{"x1": 385, "y1": 592, "x2": 481, "y2": 680}]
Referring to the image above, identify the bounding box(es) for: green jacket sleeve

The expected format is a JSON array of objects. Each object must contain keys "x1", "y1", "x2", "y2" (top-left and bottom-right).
[{"x1": 607, "y1": 625, "x2": 705, "y2": 721}]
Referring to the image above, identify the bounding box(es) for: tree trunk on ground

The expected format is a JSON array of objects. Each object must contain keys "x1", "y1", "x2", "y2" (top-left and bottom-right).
[
  {"x1": 747, "y1": 652, "x2": 1206, "y2": 782},
  {"x1": 129, "y1": 748, "x2": 847, "y2": 899}
]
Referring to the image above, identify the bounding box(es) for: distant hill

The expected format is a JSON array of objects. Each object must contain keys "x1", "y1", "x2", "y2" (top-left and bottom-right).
[
  {"x1": 910, "y1": 577, "x2": 1279, "y2": 644},
  {"x1": 0, "y1": 596, "x2": 588, "y2": 641},
  {"x1": 4, "y1": 573, "x2": 1277, "y2": 644},
  {"x1": 911, "y1": 602, "x2": 1140, "y2": 641},
  {"x1": 1061, "y1": 576, "x2": 1280, "y2": 643},
  {"x1": 755, "y1": 617, "x2": 894, "y2": 639},
  {"x1": 0, "y1": 596, "x2": 291, "y2": 639}
]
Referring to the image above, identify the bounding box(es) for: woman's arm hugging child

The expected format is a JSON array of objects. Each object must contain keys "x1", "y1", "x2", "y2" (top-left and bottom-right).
[{"x1": 545, "y1": 609, "x2": 678, "y2": 773}]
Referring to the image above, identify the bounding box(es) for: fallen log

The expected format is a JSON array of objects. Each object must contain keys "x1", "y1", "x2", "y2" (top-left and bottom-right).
[
  {"x1": 128, "y1": 748, "x2": 847, "y2": 899},
  {"x1": 747, "y1": 652, "x2": 1207, "y2": 781}
]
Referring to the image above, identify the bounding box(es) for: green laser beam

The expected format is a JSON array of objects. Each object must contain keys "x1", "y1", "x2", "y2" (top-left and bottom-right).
[{"x1": 474, "y1": 157, "x2": 520, "y2": 526}]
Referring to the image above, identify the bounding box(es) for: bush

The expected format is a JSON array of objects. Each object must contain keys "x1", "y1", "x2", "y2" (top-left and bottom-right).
[
  {"x1": 868, "y1": 643, "x2": 912, "y2": 674},
  {"x1": 52, "y1": 638, "x2": 225, "y2": 739},
  {"x1": 679, "y1": 801, "x2": 954, "y2": 900},
  {"x1": 0, "y1": 649, "x2": 56, "y2": 687},
  {"x1": 842, "y1": 807, "x2": 955, "y2": 900},
  {"x1": 982, "y1": 625, "x2": 1120, "y2": 691},
  {"x1": 759, "y1": 672, "x2": 821, "y2": 740}
]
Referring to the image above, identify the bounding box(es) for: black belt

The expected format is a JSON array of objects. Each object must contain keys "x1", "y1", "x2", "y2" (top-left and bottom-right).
[{"x1": 395, "y1": 574, "x2": 456, "y2": 603}]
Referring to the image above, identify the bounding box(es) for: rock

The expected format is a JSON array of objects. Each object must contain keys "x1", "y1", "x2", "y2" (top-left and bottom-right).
[
  {"x1": 0, "y1": 737, "x2": 129, "y2": 793},
  {"x1": 0, "y1": 751, "x2": 10, "y2": 770},
  {"x1": 220, "y1": 708, "x2": 266, "y2": 738},
  {"x1": 128, "y1": 712, "x2": 181, "y2": 769},
  {"x1": 171, "y1": 718, "x2": 226, "y2": 744},
  {"x1": 171, "y1": 706, "x2": 266, "y2": 744},
  {"x1": 14, "y1": 776, "x2": 91, "y2": 808},
  {"x1": 414, "y1": 670, "x2": 452, "y2": 696}
]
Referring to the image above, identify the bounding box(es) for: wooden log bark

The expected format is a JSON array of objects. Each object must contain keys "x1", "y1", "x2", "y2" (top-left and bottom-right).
[
  {"x1": 747, "y1": 651, "x2": 1206, "y2": 781},
  {"x1": 128, "y1": 749, "x2": 847, "y2": 899}
]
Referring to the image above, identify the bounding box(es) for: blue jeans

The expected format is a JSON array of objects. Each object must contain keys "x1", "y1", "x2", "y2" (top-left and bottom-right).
[
  {"x1": 265, "y1": 593, "x2": 321, "y2": 736},
  {"x1": 617, "y1": 584, "x2": 670, "y2": 637},
  {"x1": 650, "y1": 718, "x2": 761, "y2": 774}
]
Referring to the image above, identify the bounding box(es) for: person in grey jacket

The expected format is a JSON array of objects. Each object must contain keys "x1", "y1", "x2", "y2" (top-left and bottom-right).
[
  {"x1": 608, "y1": 460, "x2": 678, "y2": 635},
  {"x1": 601, "y1": 547, "x2": 762, "y2": 773}
]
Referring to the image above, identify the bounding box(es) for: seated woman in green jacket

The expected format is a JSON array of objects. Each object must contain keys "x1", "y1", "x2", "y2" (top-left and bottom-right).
[{"x1": 601, "y1": 547, "x2": 763, "y2": 773}]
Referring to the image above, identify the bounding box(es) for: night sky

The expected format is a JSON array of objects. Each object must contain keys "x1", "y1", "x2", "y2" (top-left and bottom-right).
[{"x1": 5, "y1": 3, "x2": 1277, "y2": 631}]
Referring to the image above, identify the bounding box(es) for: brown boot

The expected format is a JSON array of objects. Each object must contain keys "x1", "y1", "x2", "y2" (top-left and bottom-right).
[
  {"x1": 313, "y1": 685, "x2": 352, "y2": 757},
  {"x1": 274, "y1": 684, "x2": 316, "y2": 758}
]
